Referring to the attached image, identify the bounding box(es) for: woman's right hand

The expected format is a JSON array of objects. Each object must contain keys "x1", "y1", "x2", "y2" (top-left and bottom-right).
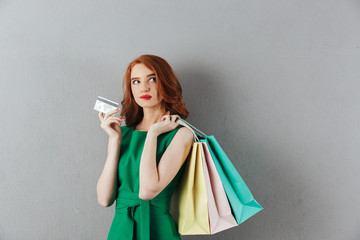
[{"x1": 98, "y1": 108, "x2": 124, "y2": 139}]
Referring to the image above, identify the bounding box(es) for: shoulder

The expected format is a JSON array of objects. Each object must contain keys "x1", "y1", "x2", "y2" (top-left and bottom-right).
[
  {"x1": 120, "y1": 126, "x2": 132, "y2": 136},
  {"x1": 176, "y1": 126, "x2": 194, "y2": 138},
  {"x1": 171, "y1": 126, "x2": 194, "y2": 146},
  {"x1": 120, "y1": 126, "x2": 129, "y2": 131}
]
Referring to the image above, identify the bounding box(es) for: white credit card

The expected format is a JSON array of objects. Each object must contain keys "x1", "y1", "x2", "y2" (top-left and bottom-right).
[{"x1": 94, "y1": 96, "x2": 119, "y2": 114}]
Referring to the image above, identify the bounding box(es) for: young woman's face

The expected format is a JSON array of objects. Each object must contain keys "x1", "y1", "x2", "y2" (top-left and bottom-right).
[{"x1": 130, "y1": 63, "x2": 164, "y2": 110}]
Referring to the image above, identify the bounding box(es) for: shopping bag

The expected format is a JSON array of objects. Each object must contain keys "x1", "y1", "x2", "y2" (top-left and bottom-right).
[
  {"x1": 170, "y1": 141, "x2": 210, "y2": 235},
  {"x1": 204, "y1": 136, "x2": 263, "y2": 223},
  {"x1": 170, "y1": 123, "x2": 237, "y2": 235},
  {"x1": 200, "y1": 142, "x2": 238, "y2": 234},
  {"x1": 177, "y1": 118, "x2": 263, "y2": 225},
  {"x1": 201, "y1": 142, "x2": 238, "y2": 233}
]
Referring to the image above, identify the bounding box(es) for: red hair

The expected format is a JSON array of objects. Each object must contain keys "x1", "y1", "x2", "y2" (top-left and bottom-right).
[{"x1": 120, "y1": 54, "x2": 189, "y2": 127}]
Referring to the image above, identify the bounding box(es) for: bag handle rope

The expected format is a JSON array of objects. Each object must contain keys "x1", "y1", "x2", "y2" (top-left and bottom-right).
[{"x1": 176, "y1": 118, "x2": 208, "y2": 142}]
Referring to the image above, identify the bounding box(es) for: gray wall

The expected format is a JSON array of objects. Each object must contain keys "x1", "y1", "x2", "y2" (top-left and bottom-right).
[{"x1": 1, "y1": 0, "x2": 359, "y2": 239}]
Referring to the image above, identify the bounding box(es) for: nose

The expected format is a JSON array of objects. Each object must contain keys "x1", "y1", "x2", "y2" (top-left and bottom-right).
[{"x1": 140, "y1": 81, "x2": 150, "y2": 92}]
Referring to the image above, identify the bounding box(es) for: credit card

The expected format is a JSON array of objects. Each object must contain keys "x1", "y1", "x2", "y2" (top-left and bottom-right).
[{"x1": 94, "y1": 96, "x2": 119, "y2": 114}]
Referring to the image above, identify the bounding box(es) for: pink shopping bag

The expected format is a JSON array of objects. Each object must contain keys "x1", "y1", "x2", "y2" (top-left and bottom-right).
[{"x1": 200, "y1": 142, "x2": 238, "y2": 234}]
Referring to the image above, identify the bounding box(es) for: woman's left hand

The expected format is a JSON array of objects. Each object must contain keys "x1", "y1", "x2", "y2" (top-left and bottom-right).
[{"x1": 149, "y1": 111, "x2": 180, "y2": 136}]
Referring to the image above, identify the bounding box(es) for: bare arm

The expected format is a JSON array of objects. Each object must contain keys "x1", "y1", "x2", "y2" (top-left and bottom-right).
[
  {"x1": 139, "y1": 127, "x2": 194, "y2": 200},
  {"x1": 96, "y1": 136, "x2": 121, "y2": 207}
]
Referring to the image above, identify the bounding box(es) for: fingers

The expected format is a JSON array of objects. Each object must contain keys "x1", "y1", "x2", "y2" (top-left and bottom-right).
[
  {"x1": 168, "y1": 114, "x2": 180, "y2": 128},
  {"x1": 105, "y1": 108, "x2": 120, "y2": 119},
  {"x1": 98, "y1": 111, "x2": 104, "y2": 120},
  {"x1": 98, "y1": 108, "x2": 120, "y2": 121},
  {"x1": 161, "y1": 111, "x2": 179, "y2": 122},
  {"x1": 108, "y1": 116, "x2": 123, "y2": 122},
  {"x1": 108, "y1": 118, "x2": 122, "y2": 125},
  {"x1": 170, "y1": 114, "x2": 179, "y2": 122},
  {"x1": 161, "y1": 111, "x2": 170, "y2": 121},
  {"x1": 104, "y1": 117, "x2": 124, "y2": 127}
]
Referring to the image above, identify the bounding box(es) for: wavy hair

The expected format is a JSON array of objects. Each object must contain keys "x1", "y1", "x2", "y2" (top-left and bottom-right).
[{"x1": 120, "y1": 54, "x2": 189, "y2": 127}]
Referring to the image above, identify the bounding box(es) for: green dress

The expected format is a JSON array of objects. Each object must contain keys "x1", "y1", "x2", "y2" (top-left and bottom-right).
[{"x1": 107, "y1": 125, "x2": 186, "y2": 240}]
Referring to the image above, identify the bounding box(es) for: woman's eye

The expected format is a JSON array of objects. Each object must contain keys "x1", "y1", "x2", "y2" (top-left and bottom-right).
[{"x1": 132, "y1": 77, "x2": 155, "y2": 84}]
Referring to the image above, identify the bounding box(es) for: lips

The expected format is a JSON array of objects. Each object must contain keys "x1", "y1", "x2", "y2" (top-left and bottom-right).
[{"x1": 140, "y1": 95, "x2": 152, "y2": 100}]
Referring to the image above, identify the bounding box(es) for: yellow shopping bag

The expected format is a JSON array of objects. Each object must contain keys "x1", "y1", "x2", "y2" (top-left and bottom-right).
[{"x1": 170, "y1": 142, "x2": 210, "y2": 235}]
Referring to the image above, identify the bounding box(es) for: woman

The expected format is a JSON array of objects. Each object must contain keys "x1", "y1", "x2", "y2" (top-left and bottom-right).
[{"x1": 96, "y1": 54, "x2": 194, "y2": 240}]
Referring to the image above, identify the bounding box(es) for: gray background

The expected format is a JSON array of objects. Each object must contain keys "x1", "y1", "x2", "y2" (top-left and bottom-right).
[{"x1": 0, "y1": 0, "x2": 359, "y2": 239}]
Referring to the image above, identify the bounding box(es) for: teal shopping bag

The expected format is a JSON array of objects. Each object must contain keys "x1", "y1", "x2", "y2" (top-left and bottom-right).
[
  {"x1": 177, "y1": 118, "x2": 263, "y2": 224},
  {"x1": 204, "y1": 136, "x2": 263, "y2": 224}
]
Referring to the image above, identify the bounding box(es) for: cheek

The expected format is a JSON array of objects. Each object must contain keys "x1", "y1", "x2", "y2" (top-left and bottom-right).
[
  {"x1": 153, "y1": 89, "x2": 161, "y2": 99},
  {"x1": 156, "y1": 93, "x2": 163, "y2": 102},
  {"x1": 131, "y1": 85, "x2": 138, "y2": 94},
  {"x1": 131, "y1": 87, "x2": 138, "y2": 99}
]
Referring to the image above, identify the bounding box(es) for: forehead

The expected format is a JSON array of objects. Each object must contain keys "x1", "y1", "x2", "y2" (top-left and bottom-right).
[{"x1": 130, "y1": 63, "x2": 154, "y2": 78}]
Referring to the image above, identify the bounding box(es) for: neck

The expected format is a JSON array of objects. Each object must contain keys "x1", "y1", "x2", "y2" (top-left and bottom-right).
[{"x1": 137, "y1": 105, "x2": 167, "y2": 130}]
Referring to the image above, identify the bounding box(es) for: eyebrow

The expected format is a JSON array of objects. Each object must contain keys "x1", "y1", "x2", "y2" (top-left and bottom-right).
[{"x1": 131, "y1": 73, "x2": 156, "y2": 81}]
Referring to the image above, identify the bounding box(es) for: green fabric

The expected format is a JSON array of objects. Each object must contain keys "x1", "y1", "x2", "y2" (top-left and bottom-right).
[{"x1": 107, "y1": 125, "x2": 185, "y2": 240}]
